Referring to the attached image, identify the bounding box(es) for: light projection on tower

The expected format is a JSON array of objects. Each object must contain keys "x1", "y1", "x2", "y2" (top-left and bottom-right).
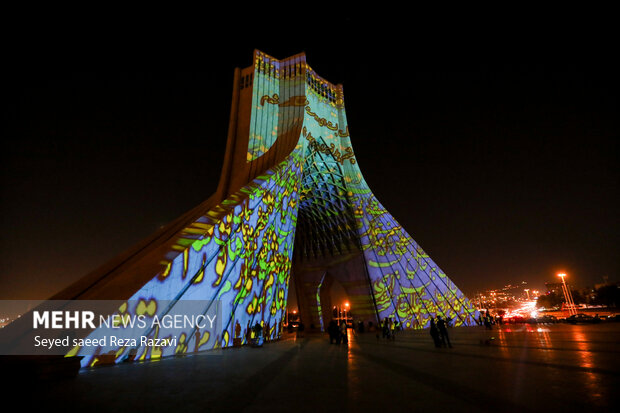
[{"x1": 49, "y1": 50, "x2": 478, "y2": 367}]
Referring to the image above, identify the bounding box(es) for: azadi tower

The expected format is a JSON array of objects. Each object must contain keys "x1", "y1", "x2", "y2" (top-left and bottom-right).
[{"x1": 51, "y1": 50, "x2": 479, "y2": 367}]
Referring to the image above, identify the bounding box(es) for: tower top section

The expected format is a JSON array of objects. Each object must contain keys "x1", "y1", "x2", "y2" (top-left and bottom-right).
[{"x1": 250, "y1": 49, "x2": 344, "y2": 107}]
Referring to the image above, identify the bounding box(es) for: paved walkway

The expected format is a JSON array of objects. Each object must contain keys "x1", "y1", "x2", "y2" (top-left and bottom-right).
[{"x1": 14, "y1": 323, "x2": 620, "y2": 412}]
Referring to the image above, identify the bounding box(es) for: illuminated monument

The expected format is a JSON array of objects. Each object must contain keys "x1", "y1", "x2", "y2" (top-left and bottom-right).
[{"x1": 53, "y1": 51, "x2": 479, "y2": 367}]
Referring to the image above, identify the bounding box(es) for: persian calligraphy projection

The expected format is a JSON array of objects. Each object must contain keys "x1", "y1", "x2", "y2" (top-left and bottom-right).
[{"x1": 49, "y1": 50, "x2": 478, "y2": 367}]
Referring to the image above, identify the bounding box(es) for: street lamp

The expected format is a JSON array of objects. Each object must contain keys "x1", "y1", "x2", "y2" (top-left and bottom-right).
[
  {"x1": 558, "y1": 273, "x2": 577, "y2": 315},
  {"x1": 524, "y1": 289, "x2": 530, "y2": 300}
]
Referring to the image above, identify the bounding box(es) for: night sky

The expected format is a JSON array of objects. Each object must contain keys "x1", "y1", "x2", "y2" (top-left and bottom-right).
[{"x1": 2, "y1": 23, "x2": 618, "y2": 300}]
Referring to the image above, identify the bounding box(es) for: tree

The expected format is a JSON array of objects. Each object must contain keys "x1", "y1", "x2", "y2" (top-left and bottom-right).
[
  {"x1": 594, "y1": 285, "x2": 620, "y2": 308},
  {"x1": 570, "y1": 289, "x2": 585, "y2": 305},
  {"x1": 536, "y1": 292, "x2": 563, "y2": 309}
]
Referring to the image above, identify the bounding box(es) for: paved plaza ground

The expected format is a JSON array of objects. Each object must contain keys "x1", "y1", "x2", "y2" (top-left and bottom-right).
[{"x1": 13, "y1": 323, "x2": 620, "y2": 412}]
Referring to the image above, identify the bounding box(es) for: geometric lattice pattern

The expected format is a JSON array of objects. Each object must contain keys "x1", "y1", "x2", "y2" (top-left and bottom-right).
[{"x1": 253, "y1": 51, "x2": 479, "y2": 330}]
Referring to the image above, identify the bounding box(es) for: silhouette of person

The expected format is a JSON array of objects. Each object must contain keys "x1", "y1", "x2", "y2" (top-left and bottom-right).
[
  {"x1": 245, "y1": 321, "x2": 252, "y2": 344},
  {"x1": 484, "y1": 310, "x2": 492, "y2": 330},
  {"x1": 252, "y1": 322, "x2": 263, "y2": 346},
  {"x1": 263, "y1": 322, "x2": 270, "y2": 342},
  {"x1": 382, "y1": 317, "x2": 390, "y2": 339},
  {"x1": 339, "y1": 320, "x2": 348, "y2": 344},
  {"x1": 429, "y1": 317, "x2": 441, "y2": 348},
  {"x1": 328, "y1": 320, "x2": 338, "y2": 344},
  {"x1": 437, "y1": 315, "x2": 452, "y2": 348},
  {"x1": 235, "y1": 320, "x2": 241, "y2": 339}
]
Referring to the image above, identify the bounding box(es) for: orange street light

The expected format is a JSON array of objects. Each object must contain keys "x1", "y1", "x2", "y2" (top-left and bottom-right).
[{"x1": 557, "y1": 272, "x2": 576, "y2": 315}]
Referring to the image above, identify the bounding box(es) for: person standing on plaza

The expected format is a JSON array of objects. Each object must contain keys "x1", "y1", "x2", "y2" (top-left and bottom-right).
[
  {"x1": 430, "y1": 317, "x2": 441, "y2": 348},
  {"x1": 339, "y1": 319, "x2": 348, "y2": 344},
  {"x1": 382, "y1": 317, "x2": 389, "y2": 339},
  {"x1": 484, "y1": 309, "x2": 492, "y2": 330},
  {"x1": 328, "y1": 320, "x2": 338, "y2": 344},
  {"x1": 437, "y1": 315, "x2": 452, "y2": 348}
]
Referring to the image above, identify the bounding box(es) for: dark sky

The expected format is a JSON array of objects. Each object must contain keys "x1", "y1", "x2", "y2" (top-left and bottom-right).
[{"x1": 2, "y1": 22, "x2": 618, "y2": 300}]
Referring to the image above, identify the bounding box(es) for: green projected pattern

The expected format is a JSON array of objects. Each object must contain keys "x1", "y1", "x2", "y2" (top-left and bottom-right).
[
  {"x1": 254, "y1": 50, "x2": 479, "y2": 329},
  {"x1": 71, "y1": 146, "x2": 303, "y2": 368},
  {"x1": 70, "y1": 50, "x2": 477, "y2": 367}
]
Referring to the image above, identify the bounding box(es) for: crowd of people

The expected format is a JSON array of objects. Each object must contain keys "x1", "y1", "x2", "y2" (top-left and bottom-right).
[
  {"x1": 480, "y1": 309, "x2": 498, "y2": 329},
  {"x1": 234, "y1": 311, "x2": 460, "y2": 350},
  {"x1": 429, "y1": 315, "x2": 452, "y2": 348},
  {"x1": 327, "y1": 319, "x2": 349, "y2": 344},
  {"x1": 379, "y1": 317, "x2": 400, "y2": 341},
  {"x1": 326, "y1": 315, "x2": 456, "y2": 349},
  {"x1": 238, "y1": 309, "x2": 465, "y2": 351}
]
